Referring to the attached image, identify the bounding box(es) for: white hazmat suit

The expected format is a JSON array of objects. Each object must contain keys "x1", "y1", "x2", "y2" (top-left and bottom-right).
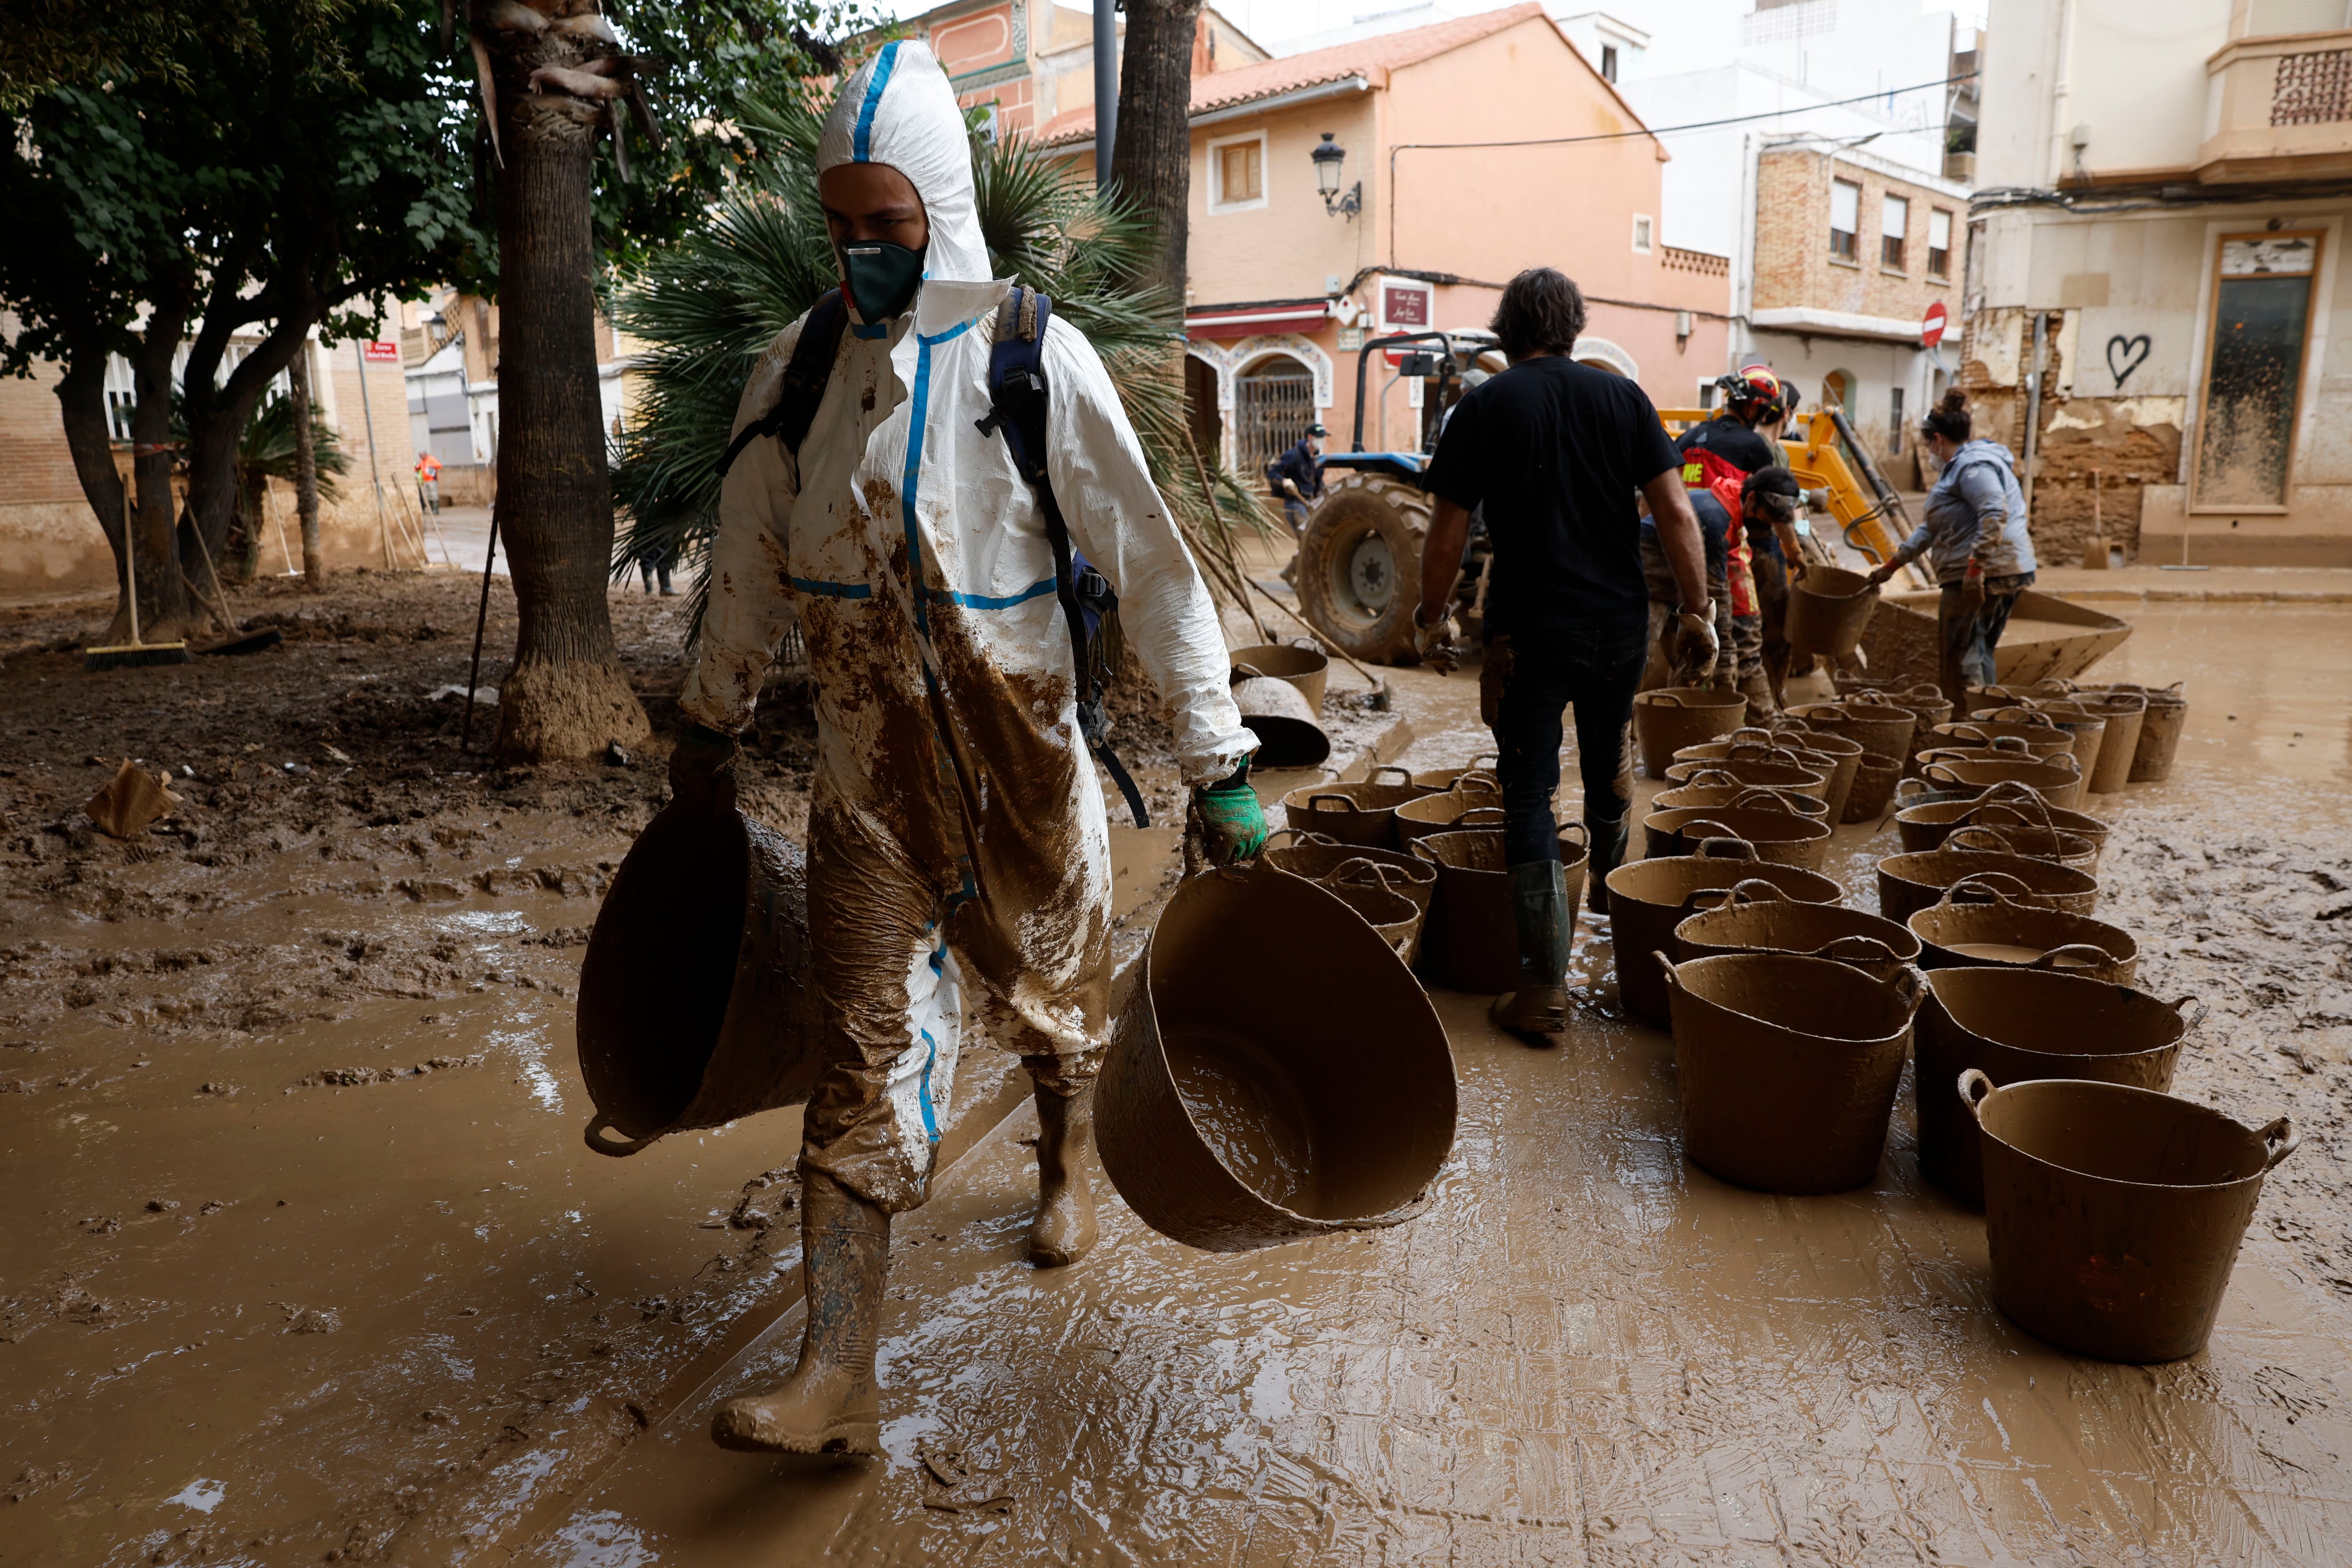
[{"x1": 679, "y1": 41, "x2": 1255, "y2": 1215}]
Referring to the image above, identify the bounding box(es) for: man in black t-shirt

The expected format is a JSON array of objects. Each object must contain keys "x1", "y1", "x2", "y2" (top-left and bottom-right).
[
  {"x1": 1415, "y1": 268, "x2": 1714, "y2": 1045},
  {"x1": 1266, "y1": 423, "x2": 1326, "y2": 535}
]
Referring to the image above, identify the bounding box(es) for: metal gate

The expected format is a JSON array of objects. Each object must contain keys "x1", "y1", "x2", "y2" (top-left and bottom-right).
[{"x1": 1236, "y1": 362, "x2": 1314, "y2": 478}]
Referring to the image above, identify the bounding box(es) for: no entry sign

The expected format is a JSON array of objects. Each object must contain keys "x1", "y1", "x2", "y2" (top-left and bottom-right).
[{"x1": 1921, "y1": 301, "x2": 1948, "y2": 348}]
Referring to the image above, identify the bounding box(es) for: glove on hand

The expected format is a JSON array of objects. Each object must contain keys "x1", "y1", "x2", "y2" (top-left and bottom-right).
[
  {"x1": 1412, "y1": 603, "x2": 1461, "y2": 676},
  {"x1": 669, "y1": 723, "x2": 741, "y2": 814},
  {"x1": 1669, "y1": 607, "x2": 1721, "y2": 685},
  {"x1": 1958, "y1": 560, "x2": 1987, "y2": 612},
  {"x1": 1191, "y1": 764, "x2": 1268, "y2": 867}
]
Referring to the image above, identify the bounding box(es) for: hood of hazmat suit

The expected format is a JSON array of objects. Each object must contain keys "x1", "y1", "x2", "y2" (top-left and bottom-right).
[{"x1": 678, "y1": 41, "x2": 1256, "y2": 1214}]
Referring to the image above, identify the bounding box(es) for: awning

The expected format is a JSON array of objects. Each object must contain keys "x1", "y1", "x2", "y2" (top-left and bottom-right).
[{"x1": 1185, "y1": 302, "x2": 1332, "y2": 340}]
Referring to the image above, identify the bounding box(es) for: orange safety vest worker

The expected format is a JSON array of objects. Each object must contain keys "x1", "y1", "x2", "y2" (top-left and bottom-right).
[{"x1": 415, "y1": 453, "x2": 442, "y2": 482}]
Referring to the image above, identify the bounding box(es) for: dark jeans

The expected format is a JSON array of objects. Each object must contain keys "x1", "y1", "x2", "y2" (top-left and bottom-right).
[
  {"x1": 1937, "y1": 574, "x2": 2033, "y2": 701},
  {"x1": 1283, "y1": 498, "x2": 1311, "y2": 535},
  {"x1": 1489, "y1": 616, "x2": 1651, "y2": 867}
]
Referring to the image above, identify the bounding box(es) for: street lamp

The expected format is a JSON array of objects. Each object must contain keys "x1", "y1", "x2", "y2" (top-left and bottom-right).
[{"x1": 1311, "y1": 133, "x2": 1360, "y2": 221}]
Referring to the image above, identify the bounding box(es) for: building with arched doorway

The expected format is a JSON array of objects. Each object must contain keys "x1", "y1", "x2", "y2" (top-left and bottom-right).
[{"x1": 1038, "y1": 3, "x2": 1731, "y2": 471}]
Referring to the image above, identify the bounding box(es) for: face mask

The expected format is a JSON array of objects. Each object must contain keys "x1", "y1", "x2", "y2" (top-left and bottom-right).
[{"x1": 840, "y1": 240, "x2": 926, "y2": 322}]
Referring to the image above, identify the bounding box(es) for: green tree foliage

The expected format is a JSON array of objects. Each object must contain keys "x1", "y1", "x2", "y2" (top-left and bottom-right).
[{"x1": 612, "y1": 82, "x2": 1271, "y2": 632}]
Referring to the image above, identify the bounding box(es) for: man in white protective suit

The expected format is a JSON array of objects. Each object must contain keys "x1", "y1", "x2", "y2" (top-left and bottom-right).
[{"x1": 667, "y1": 41, "x2": 1267, "y2": 1458}]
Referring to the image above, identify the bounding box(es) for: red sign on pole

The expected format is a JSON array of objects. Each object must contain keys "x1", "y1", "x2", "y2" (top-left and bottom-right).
[
  {"x1": 1921, "y1": 301, "x2": 1948, "y2": 348},
  {"x1": 363, "y1": 340, "x2": 400, "y2": 363}
]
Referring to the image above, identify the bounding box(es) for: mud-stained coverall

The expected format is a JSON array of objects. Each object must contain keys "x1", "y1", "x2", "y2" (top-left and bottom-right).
[{"x1": 678, "y1": 40, "x2": 1255, "y2": 1214}]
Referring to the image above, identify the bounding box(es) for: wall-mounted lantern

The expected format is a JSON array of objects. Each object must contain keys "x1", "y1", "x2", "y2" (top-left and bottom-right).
[{"x1": 1311, "y1": 133, "x2": 1361, "y2": 222}]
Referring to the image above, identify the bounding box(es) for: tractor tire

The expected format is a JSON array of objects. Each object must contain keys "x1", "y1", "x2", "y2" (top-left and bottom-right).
[{"x1": 1294, "y1": 472, "x2": 1432, "y2": 664}]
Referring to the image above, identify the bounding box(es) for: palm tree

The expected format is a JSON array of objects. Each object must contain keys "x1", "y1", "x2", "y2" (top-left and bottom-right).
[
  {"x1": 612, "y1": 80, "x2": 1272, "y2": 635},
  {"x1": 226, "y1": 391, "x2": 348, "y2": 578}
]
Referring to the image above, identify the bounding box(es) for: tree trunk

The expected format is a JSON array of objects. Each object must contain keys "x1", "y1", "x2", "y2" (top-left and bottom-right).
[
  {"x1": 1111, "y1": 0, "x2": 1202, "y2": 300},
  {"x1": 125, "y1": 296, "x2": 202, "y2": 643},
  {"x1": 485, "y1": 16, "x2": 650, "y2": 763},
  {"x1": 180, "y1": 311, "x2": 310, "y2": 599},
  {"x1": 290, "y1": 346, "x2": 326, "y2": 585},
  {"x1": 53, "y1": 348, "x2": 129, "y2": 585}
]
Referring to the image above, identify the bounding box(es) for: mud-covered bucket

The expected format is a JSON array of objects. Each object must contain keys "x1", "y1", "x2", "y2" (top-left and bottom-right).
[
  {"x1": 1785, "y1": 565, "x2": 1881, "y2": 657},
  {"x1": 1411, "y1": 753, "x2": 1499, "y2": 792},
  {"x1": 1840, "y1": 754, "x2": 1906, "y2": 823},
  {"x1": 1323, "y1": 859, "x2": 1424, "y2": 963},
  {"x1": 1279, "y1": 766, "x2": 1429, "y2": 850},
  {"x1": 1929, "y1": 715, "x2": 2075, "y2": 763},
  {"x1": 1996, "y1": 702, "x2": 2107, "y2": 782},
  {"x1": 1605, "y1": 840, "x2": 1842, "y2": 1027},
  {"x1": 1907, "y1": 876, "x2": 2138, "y2": 985},
  {"x1": 1924, "y1": 754, "x2": 2085, "y2": 809},
  {"x1": 1673, "y1": 881, "x2": 1920, "y2": 965},
  {"x1": 2120, "y1": 684, "x2": 2189, "y2": 782},
  {"x1": 1652, "y1": 771, "x2": 1828, "y2": 822},
  {"x1": 1662, "y1": 742, "x2": 1829, "y2": 800},
  {"x1": 1229, "y1": 642, "x2": 1329, "y2": 715},
  {"x1": 1791, "y1": 700, "x2": 1915, "y2": 762},
  {"x1": 1763, "y1": 722, "x2": 1864, "y2": 820},
  {"x1": 1876, "y1": 851, "x2": 2099, "y2": 924},
  {"x1": 1643, "y1": 804, "x2": 1832, "y2": 869},
  {"x1": 1916, "y1": 971, "x2": 2199, "y2": 1204},
  {"x1": 576, "y1": 804, "x2": 824, "y2": 1156},
  {"x1": 1961, "y1": 1074, "x2": 2296, "y2": 1360},
  {"x1": 2071, "y1": 692, "x2": 2147, "y2": 794},
  {"x1": 1838, "y1": 680, "x2": 1954, "y2": 736},
  {"x1": 1661, "y1": 952, "x2": 1925, "y2": 1192},
  {"x1": 1231, "y1": 670, "x2": 1330, "y2": 770},
  {"x1": 1895, "y1": 779, "x2": 2110, "y2": 863},
  {"x1": 1260, "y1": 829, "x2": 1437, "y2": 918},
  {"x1": 1099, "y1": 863, "x2": 1458, "y2": 1251},
  {"x1": 1634, "y1": 686, "x2": 1747, "y2": 779},
  {"x1": 1394, "y1": 791, "x2": 1505, "y2": 851},
  {"x1": 1411, "y1": 826, "x2": 1590, "y2": 993},
  {"x1": 1937, "y1": 820, "x2": 2100, "y2": 874}
]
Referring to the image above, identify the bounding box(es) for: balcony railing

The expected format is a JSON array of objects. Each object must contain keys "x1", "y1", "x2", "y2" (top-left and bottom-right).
[{"x1": 2197, "y1": 28, "x2": 2352, "y2": 182}]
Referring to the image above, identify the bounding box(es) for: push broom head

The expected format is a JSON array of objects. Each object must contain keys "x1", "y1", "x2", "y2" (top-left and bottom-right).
[{"x1": 85, "y1": 639, "x2": 192, "y2": 671}]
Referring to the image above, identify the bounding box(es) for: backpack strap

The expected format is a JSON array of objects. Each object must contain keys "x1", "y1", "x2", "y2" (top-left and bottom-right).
[
  {"x1": 714, "y1": 289, "x2": 850, "y2": 478},
  {"x1": 977, "y1": 287, "x2": 1151, "y2": 829}
]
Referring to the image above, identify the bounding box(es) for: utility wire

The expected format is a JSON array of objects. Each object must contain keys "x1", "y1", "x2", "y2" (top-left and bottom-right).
[{"x1": 1387, "y1": 71, "x2": 1980, "y2": 267}]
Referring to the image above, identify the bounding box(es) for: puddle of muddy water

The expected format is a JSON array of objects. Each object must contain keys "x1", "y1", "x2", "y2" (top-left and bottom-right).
[{"x1": 516, "y1": 605, "x2": 2352, "y2": 1567}]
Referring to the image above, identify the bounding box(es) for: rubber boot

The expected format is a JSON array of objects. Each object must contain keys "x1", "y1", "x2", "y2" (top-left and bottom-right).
[
  {"x1": 1490, "y1": 859, "x2": 1571, "y2": 1044},
  {"x1": 709, "y1": 1169, "x2": 888, "y2": 1456},
  {"x1": 1738, "y1": 668, "x2": 1778, "y2": 721},
  {"x1": 1583, "y1": 814, "x2": 1631, "y2": 917},
  {"x1": 1027, "y1": 1071, "x2": 1099, "y2": 1268}
]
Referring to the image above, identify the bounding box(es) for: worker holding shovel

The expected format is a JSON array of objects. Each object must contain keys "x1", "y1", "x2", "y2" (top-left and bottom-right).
[{"x1": 668, "y1": 42, "x2": 1262, "y2": 1458}]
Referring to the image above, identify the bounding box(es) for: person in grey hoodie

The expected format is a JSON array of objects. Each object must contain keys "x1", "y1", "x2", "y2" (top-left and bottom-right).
[{"x1": 1867, "y1": 390, "x2": 2036, "y2": 703}]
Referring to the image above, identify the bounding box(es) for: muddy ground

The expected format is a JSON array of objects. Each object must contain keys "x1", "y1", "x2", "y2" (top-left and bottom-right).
[{"x1": 1, "y1": 577, "x2": 2349, "y2": 1564}]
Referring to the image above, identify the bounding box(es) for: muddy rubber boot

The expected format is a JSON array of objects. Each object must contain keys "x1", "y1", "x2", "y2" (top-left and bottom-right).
[
  {"x1": 1028, "y1": 1073, "x2": 1099, "y2": 1268},
  {"x1": 1583, "y1": 814, "x2": 1631, "y2": 917},
  {"x1": 1491, "y1": 859, "x2": 1571, "y2": 1045},
  {"x1": 1739, "y1": 669, "x2": 1778, "y2": 721},
  {"x1": 709, "y1": 1170, "x2": 888, "y2": 1456}
]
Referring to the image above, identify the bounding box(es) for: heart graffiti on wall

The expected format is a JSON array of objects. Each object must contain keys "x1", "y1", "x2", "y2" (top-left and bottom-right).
[{"x1": 2106, "y1": 334, "x2": 2151, "y2": 388}]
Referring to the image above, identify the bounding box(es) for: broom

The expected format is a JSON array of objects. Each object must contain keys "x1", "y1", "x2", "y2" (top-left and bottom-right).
[{"x1": 85, "y1": 490, "x2": 191, "y2": 671}]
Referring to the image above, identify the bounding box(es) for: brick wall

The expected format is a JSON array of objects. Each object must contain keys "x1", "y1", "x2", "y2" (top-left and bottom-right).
[{"x1": 1753, "y1": 150, "x2": 1961, "y2": 326}]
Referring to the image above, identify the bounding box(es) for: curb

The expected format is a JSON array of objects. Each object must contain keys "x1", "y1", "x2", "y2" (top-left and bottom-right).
[{"x1": 2044, "y1": 589, "x2": 2352, "y2": 604}]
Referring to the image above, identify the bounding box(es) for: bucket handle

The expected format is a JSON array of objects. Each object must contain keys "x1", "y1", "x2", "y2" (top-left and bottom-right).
[
  {"x1": 2258, "y1": 1116, "x2": 2301, "y2": 1172},
  {"x1": 584, "y1": 1114, "x2": 659, "y2": 1158},
  {"x1": 1946, "y1": 723, "x2": 1994, "y2": 746},
  {"x1": 1692, "y1": 835, "x2": 1759, "y2": 861},
  {"x1": 1944, "y1": 825, "x2": 2021, "y2": 856},
  {"x1": 1262, "y1": 828, "x2": 1344, "y2": 851},
  {"x1": 2169, "y1": 995, "x2": 2210, "y2": 1033},
  {"x1": 1969, "y1": 796, "x2": 2058, "y2": 834},
  {"x1": 1230, "y1": 661, "x2": 1267, "y2": 682},
  {"x1": 1683, "y1": 877, "x2": 1792, "y2": 915},
  {"x1": 1455, "y1": 805, "x2": 1506, "y2": 827},
  {"x1": 1451, "y1": 774, "x2": 1503, "y2": 798},
  {"x1": 1557, "y1": 822, "x2": 1592, "y2": 852},
  {"x1": 1957, "y1": 1067, "x2": 1996, "y2": 1122},
  {"x1": 1643, "y1": 690, "x2": 1692, "y2": 709},
  {"x1": 1679, "y1": 768, "x2": 1746, "y2": 790},
  {"x1": 1368, "y1": 764, "x2": 1415, "y2": 788},
  {"x1": 1942, "y1": 871, "x2": 2038, "y2": 904},
  {"x1": 1724, "y1": 740, "x2": 1801, "y2": 764},
  {"x1": 1728, "y1": 786, "x2": 1806, "y2": 812},
  {"x1": 1678, "y1": 818, "x2": 1740, "y2": 846},
  {"x1": 1653, "y1": 951, "x2": 1685, "y2": 994},
  {"x1": 1307, "y1": 792, "x2": 1362, "y2": 813},
  {"x1": 1894, "y1": 777, "x2": 1931, "y2": 804},
  {"x1": 1331, "y1": 857, "x2": 1416, "y2": 896},
  {"x1": 2030, "y1": 944, "x2": 2117, "y2": 972}
]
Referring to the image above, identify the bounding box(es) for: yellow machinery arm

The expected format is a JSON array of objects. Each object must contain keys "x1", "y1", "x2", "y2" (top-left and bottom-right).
[{"x1": 1656, "y1": 408, "x2": 1915, "y2": 573}]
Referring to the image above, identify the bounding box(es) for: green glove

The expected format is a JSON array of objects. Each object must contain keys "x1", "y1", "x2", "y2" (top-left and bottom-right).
[
  {"x1": 1192, "y1": 763, "x2": 1268, "y2": 866},
  {"x1": 669, "y1": 722, "x2": 741, "y2": 813}
]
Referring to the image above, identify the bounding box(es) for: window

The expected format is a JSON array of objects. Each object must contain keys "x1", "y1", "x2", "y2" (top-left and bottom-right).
[
  {"x1": 1881, "y1": 194, "x2": 1909, "y2": 271},
  {"x1": 1888, "y1": 387, "x2": 1905, "y2": 455},
  {"x1": 1632, "y1": 214, "x2": 1654, "y2": 254},
  {"x1": 1601, "y1": 43, "x2": 1618, "y2": 81},
  {"x1": 1928, "y1": 208, "x2": 1953, "y2": 279},
  {"x1": 1209, "y1": 132, "x2": 1266, "y2": 212},
  {"x1": 1829, "y1": 178, "x2": 1860, "y2": 262},
  {"x1": 1698, "y1": 380, "x2": 1718, "y2": 411},
  {"x1": 2194, "y1": 233, "x2": 2321, "y2": 509}
]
